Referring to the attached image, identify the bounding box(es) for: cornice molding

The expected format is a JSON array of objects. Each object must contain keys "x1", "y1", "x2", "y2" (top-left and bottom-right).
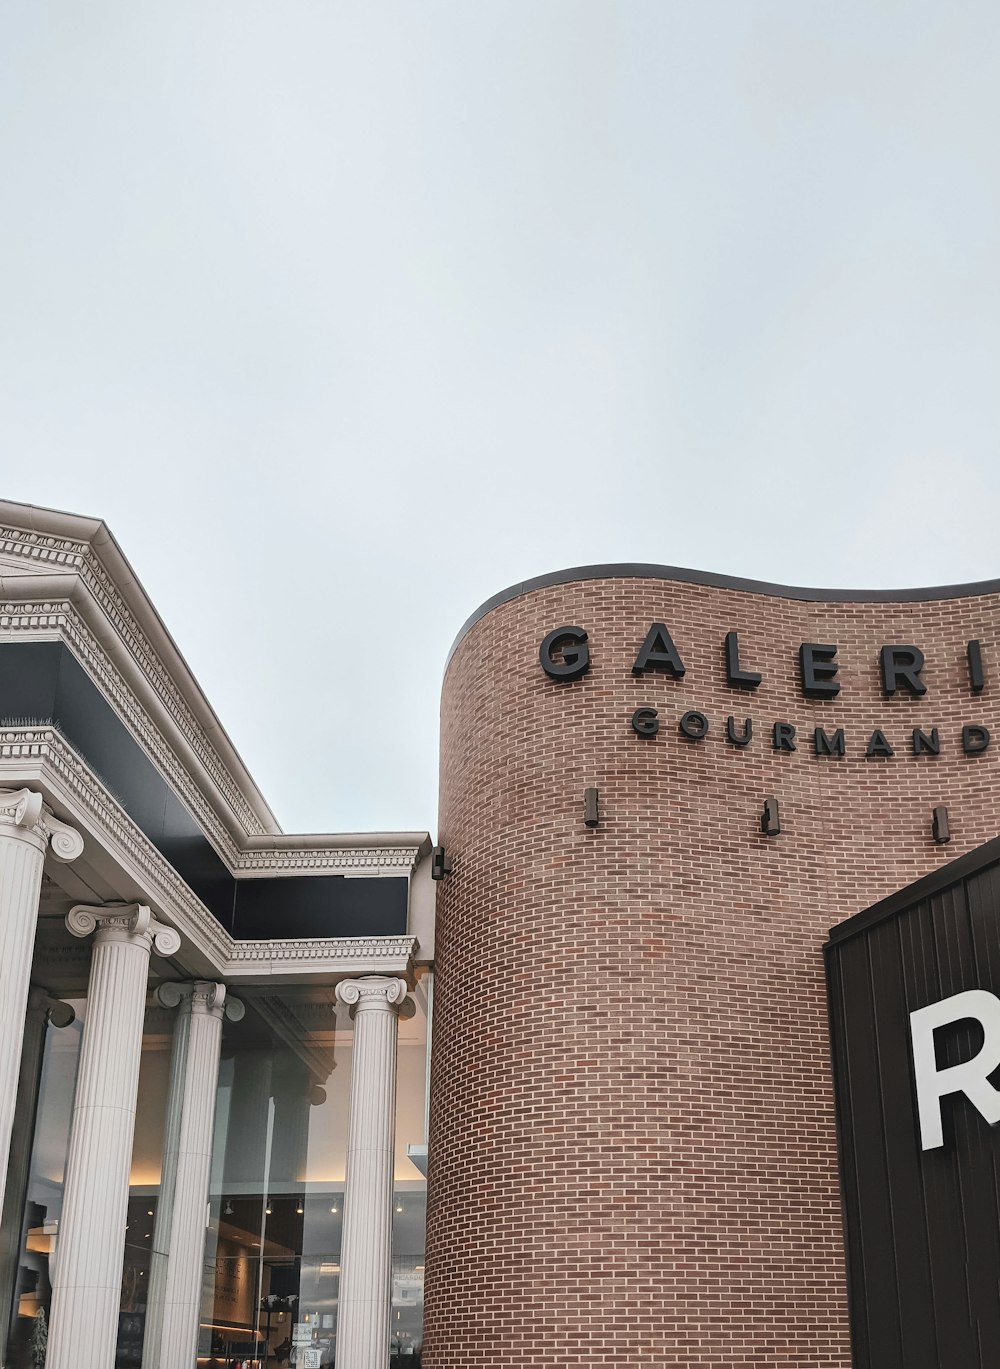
[
  {"x1": 0, "y1": 561, "x2": 268, "y2": 842},
  {"x1": 0, "y1": 726, "x2": 234, "y2": 968},
  {"x1": 0, "y1": 595, "x2": 428, "y2": 877},
  {"x1": 0, "y1": 730, "x2": 418, "y2": 981},
  {"x1": 0, "y1": 595, "x2": 247, "y2": 864},
  {"x1": 235, "y1": 848, "x2": 422, "y2": 875},
  {"x1": 227, "y1": 935, "x2": 417, "y2": 975}
]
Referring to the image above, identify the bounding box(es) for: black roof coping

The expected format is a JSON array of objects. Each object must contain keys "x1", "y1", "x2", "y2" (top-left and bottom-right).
[
  {"x1": 447, "y1": 563, "x2": 1000, "y2": 669},
  {"x1": 827, "y1": 833, "x2": 1000, "y2": 947}
]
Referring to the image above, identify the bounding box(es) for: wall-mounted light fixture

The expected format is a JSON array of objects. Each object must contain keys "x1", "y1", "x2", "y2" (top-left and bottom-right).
[
  {"x1": 431, "y1": 845, "x2": 453, "y2": 880},
  {"x1": 932, "y1": 805, "x2": 951, "y2": 844}
]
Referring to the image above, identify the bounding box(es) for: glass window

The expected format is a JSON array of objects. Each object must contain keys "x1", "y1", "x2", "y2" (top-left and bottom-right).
[
  {"x1": 392, "y1": 971, "x2": 430, "y2": 1364},
  {"x1": 0, "y1": 994, "x2": 172, "y2": 1369},
  {"x1": 202, "y1": 975, "x2": 430, "y2": 1368},
  {"x1": 1, "y1": 993, "x2": 84, "y2": 1369},
  {"x1": 0, "y1": 947, "x2": 431, "y2": 1369}
]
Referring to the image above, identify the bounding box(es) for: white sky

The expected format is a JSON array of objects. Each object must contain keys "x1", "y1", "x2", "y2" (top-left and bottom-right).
[{"x1": 3, "y1": 2, "x2": 1000, "y2": 834}]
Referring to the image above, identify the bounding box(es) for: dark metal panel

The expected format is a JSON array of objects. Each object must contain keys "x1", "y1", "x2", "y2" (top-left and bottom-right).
[
  {"x1": 0, "y1": 639, "x2": 61, "y2": 723},
  {"x1": 867, "y1": 918, "x2": 935, "y2": 1368},
  {"x1": 51, "y1": 646, "x2": 236, "y2": 927},
  {"x1": 827, "y1": 851, "x2": 1000, "y2": 1369},
  {"x1": 0, "y1": 641, "x2": 411, "y2": 942},
  {"x1": 233, "y1": 876, "x2": 408, "y2": 940}
]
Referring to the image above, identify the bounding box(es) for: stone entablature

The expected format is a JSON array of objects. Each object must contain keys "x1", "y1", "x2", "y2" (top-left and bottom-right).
[{"x1": 0, "y1": 502, "x2": 428, "y2": 883}]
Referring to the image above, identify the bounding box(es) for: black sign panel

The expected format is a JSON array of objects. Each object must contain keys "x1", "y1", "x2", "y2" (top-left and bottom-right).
[{"x1": 826, "y1": 840, "x2": 1000, "y2": 1369}]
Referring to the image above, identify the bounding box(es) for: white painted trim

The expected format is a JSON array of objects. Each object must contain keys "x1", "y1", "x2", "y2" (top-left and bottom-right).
[
  {"x1": 0, "y1": 501, "x2": 432, "y2": 877},
  {"x1": 0, "y1": 734, "x2": 419, "y2": 981}
]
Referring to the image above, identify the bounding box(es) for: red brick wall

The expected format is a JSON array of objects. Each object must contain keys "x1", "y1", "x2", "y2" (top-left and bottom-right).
[{"x1": 425, "y1": 573, "x2": 1000, "y2": 1368}]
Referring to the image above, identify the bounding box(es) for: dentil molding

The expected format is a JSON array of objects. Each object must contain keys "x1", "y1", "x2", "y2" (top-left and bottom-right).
[{"x1": 0, "y1": 740, "x2": 417, "y2": 981}]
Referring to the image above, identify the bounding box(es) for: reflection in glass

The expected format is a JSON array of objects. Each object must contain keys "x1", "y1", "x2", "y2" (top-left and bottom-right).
[
  {"x1": 1, "y1": 994, "x2": 171, "y2": 1369},
  {"x1": 202, "y1": 975, "x2": 429, "y2": 1367},
  {"x1": 1, "y1": 996, "x2": 83, "y2": 1368},
  {"x1": 1, "y1": 967, "x2": 430, "y2": 1368}
]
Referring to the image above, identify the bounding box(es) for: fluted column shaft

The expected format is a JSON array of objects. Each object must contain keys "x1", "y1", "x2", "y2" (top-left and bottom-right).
[
  {"x1": 47, "y1": 903, "x2": 181, "y2": 1369},
  {"x1": 153, "y1": 982, "x2": 242, "y2": 1369},
  {"x1": 0, "y1": 788, "x2": 83, "y2": 1223},
  {"x1": 335, "y1": 976, "x2": 410, "y2": 1369}
]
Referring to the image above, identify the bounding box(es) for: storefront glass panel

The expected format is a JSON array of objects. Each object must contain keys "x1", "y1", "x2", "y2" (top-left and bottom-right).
[
  {"x1": 202, "y1": 975, "x2": 430, "y2": 1368},
  {"x1": 0, "y1": 993, "x2": 83, "y2": 1368}
]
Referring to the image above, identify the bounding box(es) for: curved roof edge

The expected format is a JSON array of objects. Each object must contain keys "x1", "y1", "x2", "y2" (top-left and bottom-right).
[{"x1": 447, "y1": 562, "x2": 1000, "y2": 669}]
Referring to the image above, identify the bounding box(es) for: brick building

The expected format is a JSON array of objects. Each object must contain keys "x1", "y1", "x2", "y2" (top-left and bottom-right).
[{"x1": 427, "y1": 564, "x2": 1000, "y2": 1368}]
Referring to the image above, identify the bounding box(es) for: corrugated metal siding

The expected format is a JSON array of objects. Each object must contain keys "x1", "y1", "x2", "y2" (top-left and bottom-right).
[{"x1": 827, "y1": 860, "x2": 1000, "y2": 1368}]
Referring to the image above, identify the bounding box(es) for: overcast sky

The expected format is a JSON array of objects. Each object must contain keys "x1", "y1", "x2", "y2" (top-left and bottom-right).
[{"x1": 3, "y1": 2, "x2": 1000, "y2": 834}]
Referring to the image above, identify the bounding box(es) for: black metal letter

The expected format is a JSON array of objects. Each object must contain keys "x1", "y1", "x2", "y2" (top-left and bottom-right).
[
  {"x1": 814, "y1": 727, "x2": 846, "y2": 758},
  {"x1": 679, "y1": 710, "x2": 709, "y2": 740},
  {"x1": 539, "y1": 627, "x2": 590, "y2": 681},
  {"x1": 772, "y1": 722, "x2": 797, "y2": 752},
  {"x1": 631, "y1": 707, "x2": 659, "y2": 738},
  {"x1": 725, "y1": 631, "x2": 761, "y2": 690},
  {"x1": 912, "y1": 728, "x2": 940, "y2": 756},
  {"x1": 726, "y1": 716, "x2": 753, "y2": 748},
  {"x1": 880, "y1": 645, "x2": 927, "y2": 696},
  {"x1": 866, "y1": 729, "x2": 895, "y2": 759},
  {"x1": 632, "y1": 623, "x2": 686, "y2": 678},
  {"x1": 963, "y1": 724, "x2": 991, "y2": 755},
  {"x1": 799, "y1": 643, "x2": 841, "y2": 699},
  {"x1": 968, "y1": 640, "x2": 985, "y2": 693}
]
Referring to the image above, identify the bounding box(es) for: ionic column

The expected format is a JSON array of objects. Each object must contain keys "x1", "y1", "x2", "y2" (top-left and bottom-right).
[
  {"x1": 335, "y1": 976, "x2": 411, "y2": 1369},
  {"x1": 46, "y1": 903, "x2": 181, "y2": 1369},
  {"x1": 143, "y1": 981, "x2": 244, "y2": 1369},
  {"x1": 0, "y1": 788, "x2": 83, "y2": 1222}
]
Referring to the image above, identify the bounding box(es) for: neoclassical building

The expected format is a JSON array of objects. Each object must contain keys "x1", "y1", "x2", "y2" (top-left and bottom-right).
[
  {"x1": 4, "y1": 501, "x2": 1000, "y2": 1369},
  {"x1": 0, "y1": 501, "x2": 433, "y2": 1369}
]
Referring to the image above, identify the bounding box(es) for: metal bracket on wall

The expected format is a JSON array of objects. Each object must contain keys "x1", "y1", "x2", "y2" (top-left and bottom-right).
[
  {"x1": 584, "y1": 787, "x2": 600, "y2": 828},
  {"x1": 761, "y1": 796, "x2": 780, "y2": 837},
  {"x1": 932, "y1": 806, "x2": 951, "y2": 844}
]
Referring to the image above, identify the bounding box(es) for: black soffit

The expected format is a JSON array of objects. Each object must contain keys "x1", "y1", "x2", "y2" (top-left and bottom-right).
[
  {"x1": 0, "y1": 641, "x2": 407, "y2": 940},
  {"x1": 447, "y1": 563, "x2": 1000, "y2": 669}
]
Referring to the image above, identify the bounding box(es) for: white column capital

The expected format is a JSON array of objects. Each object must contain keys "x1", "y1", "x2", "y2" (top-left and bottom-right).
[
  {"x1": 0, "y1": 786, "x2": 84, "y2": 862},
  {"x1": 66, "y1": 901, "x2": 182, "y2": 957},
  {"x1": 156, "y1": 979, "x2": 245, "y2": 1021},
  {"x1": 336, "y1": 975, "x2": 411, "y2": 1016}
]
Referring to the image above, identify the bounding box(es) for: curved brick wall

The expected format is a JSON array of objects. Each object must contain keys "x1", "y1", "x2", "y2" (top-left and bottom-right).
[{"x1": 425, "y1": 569, "x2": 1000, "y2": 1367}]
